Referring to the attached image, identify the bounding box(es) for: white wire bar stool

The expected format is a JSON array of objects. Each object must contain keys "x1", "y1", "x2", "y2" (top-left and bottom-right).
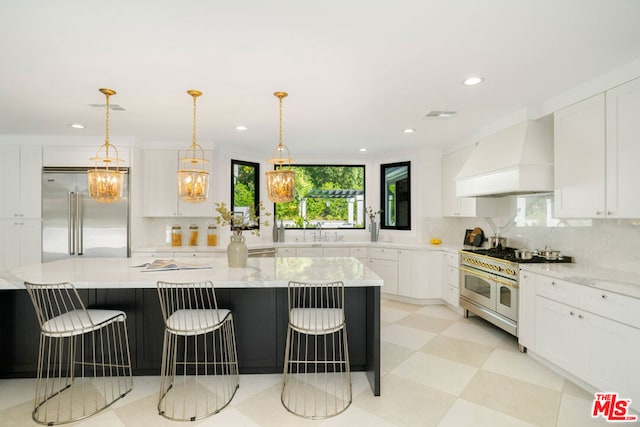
[
  {"x1": 281, "y1": 280, "x2": 352, "y2": 419},
  {"x1": 156, "y1": 280, "x2": 239, "y2": 421},
  {"x1": 23, "y1": 281, "x2": 133, "y2": 426}
]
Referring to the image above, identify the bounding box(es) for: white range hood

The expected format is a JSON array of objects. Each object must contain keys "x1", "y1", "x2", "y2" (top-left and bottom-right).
[{"x1": 456, "y1": 119, "x2": 554, "y2": 197}]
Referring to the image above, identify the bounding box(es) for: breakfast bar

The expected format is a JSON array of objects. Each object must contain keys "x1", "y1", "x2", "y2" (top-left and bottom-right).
[{"x1": 0, "y1": 256, "x2": 382, "y2": 395}]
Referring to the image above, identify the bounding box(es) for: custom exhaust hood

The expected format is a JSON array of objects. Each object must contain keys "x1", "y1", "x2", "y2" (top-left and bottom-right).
[{"x1": 456, "y1": 119, "x2": 554, "y2": 197}]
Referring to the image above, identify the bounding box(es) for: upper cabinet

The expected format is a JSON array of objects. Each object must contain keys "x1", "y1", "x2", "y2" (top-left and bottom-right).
[
  {"x1": 554, "y1": 77, "x2": 640, "y2": 218},
  {"x1": 143, "y1": 150, "x2": 214, "y2": 217},
  {"x1": 605, "y1": 77, "x2": 640, "y2": 218},
  {"x1": 0, "y1": 145, "x2": 42, "y2": 219},
  {"x1": 441, "y1": 146, "x2": 494, "y2": 217}
]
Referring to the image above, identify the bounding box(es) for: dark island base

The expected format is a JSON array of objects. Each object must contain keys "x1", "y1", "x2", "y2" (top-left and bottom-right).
[{"x1": 0, "y1": 287, "x2": 380, "y2": 396}]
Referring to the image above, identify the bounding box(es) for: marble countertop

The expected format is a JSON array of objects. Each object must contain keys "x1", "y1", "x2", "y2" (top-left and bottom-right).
[
  {"x1": 520, "y1": 263, "x2": 640, "y2": 299},
  {"x1": 1, "y1": 257, "x2": 383, "y2": 290}
]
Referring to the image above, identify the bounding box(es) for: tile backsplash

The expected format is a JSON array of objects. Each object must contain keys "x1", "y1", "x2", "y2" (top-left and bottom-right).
[{"x1": 425, "y1": 215, "x2": 640, "y2": 274}]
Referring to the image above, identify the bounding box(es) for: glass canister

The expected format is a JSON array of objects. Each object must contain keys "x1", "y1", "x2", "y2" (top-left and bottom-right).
[
  {"x1": 171, "y1": 225, "x2": 182, "y2": 247},
  {"x1": 189, "y1": 224, "x2": 199, "y2": 246},
  {"x1": 207, "y1": 225, "x2": 218, "y2": 246}
]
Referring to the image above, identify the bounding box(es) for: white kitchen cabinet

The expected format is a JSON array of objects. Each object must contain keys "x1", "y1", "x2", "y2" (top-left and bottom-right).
[
  {"x1": 531, "y1": 271, "x2": 640, "y2": 410},
  {"x1": 323, "y1": 247, "x2": 350, "y2": 257},
  {"x1": 517, "y1": 271, "x2": 536, "y2": 351},
  {"x1": 296, "y1": 247, "x2": 324, "y2": 257},
  {"x1": 442, "y1": 251, "x2": 460, "y2": 308},
  {"x1": 143, "y1": 150, "x2": 214, "y2": 217},
  {"x1": 0, "y1": 145, "x2": 42, "y2": 219},
  {"x1": 441, "y1": 146, "x2": 495, "y2": 217},
  {"x1": 554, "y1": 77, "x2": 640, "y2": 218},
  {"x1": 349, "y1": 247, "x2": 367, "y2": 263},
  {"x1": 368, "y1": 248, "x2": 399, "y2": 295},
  {"x1": 554, "y1": 94, "x2": 606, "y2": 218},
  {"x1": 605, "y1": 77, "x2": 640, "y2": 218},
  {"x1": 535, "y1": 296, "x2": 585, "y2": 374},
  {"x1": 416, "y1": 251, "x2": 442, "y2": 300},
  {"x1": 0, "y1": 219, "x2": 41, "y2": 270},
  {"x1": 397, "y1": 249, "x2": 412, "y2": 297}
]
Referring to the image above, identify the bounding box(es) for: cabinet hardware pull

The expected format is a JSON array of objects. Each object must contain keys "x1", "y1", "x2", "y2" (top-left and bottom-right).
[
  {"x1": 607, "y1": 211, "x2": 612, "y2": 215},
  {"x1": 601, "y1": 294, "x2": 607, "y2": 299},
  {"x1": 570, "y1": 311, "x2": 575, "y2": 316},
  {"x1": 596, "y1": 211, "x2": 602, "y2": 215},
  {"x1": 551, "y1": 281, "x2": 556, "y2": 285},
  {"x1": 578, "y1": 314, "x2": 583, "y2": 319}
]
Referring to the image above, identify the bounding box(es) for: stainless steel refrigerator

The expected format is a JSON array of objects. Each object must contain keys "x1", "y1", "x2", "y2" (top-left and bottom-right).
[{"x1": 42, "y1": 167, "x2": 129, "y2": 262}]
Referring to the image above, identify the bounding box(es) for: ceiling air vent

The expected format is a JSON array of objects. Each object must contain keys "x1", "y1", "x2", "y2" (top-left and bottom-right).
[
  {"x1": 89, "y1": 103, "x2": 126, "y2": 111},
  {"x1": 425, "y1": 111, "x2": 456, "y2": 118}
]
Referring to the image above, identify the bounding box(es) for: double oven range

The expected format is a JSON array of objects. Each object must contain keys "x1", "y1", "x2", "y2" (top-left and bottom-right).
[{"x1": 459, "y1": 247, "x2": 571, "y2": 340}]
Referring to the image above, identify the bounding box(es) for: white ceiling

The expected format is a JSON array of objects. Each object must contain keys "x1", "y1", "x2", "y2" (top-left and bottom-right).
[{"x1": 1, "y1": 1, "x2": 640, "y2": 156}]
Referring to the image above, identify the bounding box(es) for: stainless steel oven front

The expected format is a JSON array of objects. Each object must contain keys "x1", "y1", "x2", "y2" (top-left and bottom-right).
[{"x1": 459, "y1": 264, "x2": 518, "y2": 336}]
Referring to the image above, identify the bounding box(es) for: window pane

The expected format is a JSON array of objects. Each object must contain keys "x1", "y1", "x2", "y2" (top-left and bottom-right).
[
  {"x1": 232, "y1": 160, "x2": 259, "y2": 229},
  {"x1": 274, "y1": 165, "x2": 365, "y2": 229}
]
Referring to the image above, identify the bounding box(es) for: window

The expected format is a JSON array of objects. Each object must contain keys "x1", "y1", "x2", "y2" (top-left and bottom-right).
[
  {"x1": 515, "y1": 194, "x2": 591, "y2": 227},
  {"x1": 380, "y1": 161, "x2": 411, "y2": 230},
  {"x1": 274, "y1": 164, "x2": 365, "y2": 229},
  {"x1": 231, "y1": 159, "x2": 260, "y2": 229}
]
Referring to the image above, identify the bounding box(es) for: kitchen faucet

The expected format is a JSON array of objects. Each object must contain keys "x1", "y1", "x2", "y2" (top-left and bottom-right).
[{"x1": 316, "y1": 222, "x2": 323, "y2": 241}]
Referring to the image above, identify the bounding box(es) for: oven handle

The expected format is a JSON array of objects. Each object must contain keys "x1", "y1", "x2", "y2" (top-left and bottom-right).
[{"x1": 459, "y1": 266, "x2": 518, "y2": 288}]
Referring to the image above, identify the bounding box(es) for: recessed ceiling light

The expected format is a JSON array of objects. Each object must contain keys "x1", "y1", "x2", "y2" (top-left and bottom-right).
[
  {"x1": 70, "y1": 123, "x2": 85, "y2": 129},
  {"x1": 463, "y1": 76, "x2": 484, "y2": 86},
  {"x1": 359, "y1": 148, "x2": 367, "y2": 152},
  {"x1": 402, "y1": 128, "x2": 415, "y2": 134},
  {"x1": 235, "y1": 125, "x2": 247, "y2": 131}
]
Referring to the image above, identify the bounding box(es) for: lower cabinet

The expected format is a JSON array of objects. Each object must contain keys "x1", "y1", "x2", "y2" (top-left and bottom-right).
[
  {"x1": 368, "y1": 257, "x2": 398, "y2": 295},
  {"x1": 442, "y1": 251, "x2": 460, "y2": 308},
  {"x1": 529, "y1": 271, "x2": 640, "y2": 410},
  {"x1": 0, "y1": 219, "x2": 41, "y2": 271}
]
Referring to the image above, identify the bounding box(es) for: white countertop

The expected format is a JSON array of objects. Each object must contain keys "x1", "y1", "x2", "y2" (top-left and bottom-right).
[
  {"x1": 520, "y1": 263, "x2": 640, "y2": 299},
  {"x1": 1, "y1": 257, "x2": 383, "y2": 290}
]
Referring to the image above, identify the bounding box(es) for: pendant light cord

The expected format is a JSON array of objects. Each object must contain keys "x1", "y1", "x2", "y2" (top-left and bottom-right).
[{"x1": 192, "y1": 93, "x2": 197, "y2": 157}]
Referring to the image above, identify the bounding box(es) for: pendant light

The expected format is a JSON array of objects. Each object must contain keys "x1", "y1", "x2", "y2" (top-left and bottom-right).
[
  {"x1": 88, "y1": 88, "x2": 125, "y2": 203},
  {"x1": 266, "y1": 91, "x2": 295, "y2": 203},
  {"x1": 178, "y1": 89, "x2": 210, "y2": 203}
]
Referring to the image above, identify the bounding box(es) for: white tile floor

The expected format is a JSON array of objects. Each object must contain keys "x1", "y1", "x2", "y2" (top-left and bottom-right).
[{"x1": 0, "y1": 299, "x2": 627, "y2": 426}]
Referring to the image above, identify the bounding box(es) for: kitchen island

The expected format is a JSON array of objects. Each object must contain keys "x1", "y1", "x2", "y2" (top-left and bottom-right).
[{"x1": 1, "y1": 256, "x2": 382, "y2": 395}]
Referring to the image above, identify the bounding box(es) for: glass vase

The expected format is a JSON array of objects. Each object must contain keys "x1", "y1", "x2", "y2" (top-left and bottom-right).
[
  {"x1": 227, "y1": 235, "x2": 248, "y2": 268},
  {"x1": 370, "y1": 221, "x2": 379, "y2": 242}
]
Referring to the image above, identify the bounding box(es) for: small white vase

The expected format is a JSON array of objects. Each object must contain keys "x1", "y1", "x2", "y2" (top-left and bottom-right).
[{"x1": 227, "y1": 235, "x2": 248, "y2": 267}]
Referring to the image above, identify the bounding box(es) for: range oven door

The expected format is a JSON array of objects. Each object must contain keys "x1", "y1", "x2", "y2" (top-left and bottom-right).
[
  {"x1": 496, "y1": 281, "x2": 518, "y2": 322},
  {"x1": 459, "y1": 266, "x2": 496, "y2": 310}
]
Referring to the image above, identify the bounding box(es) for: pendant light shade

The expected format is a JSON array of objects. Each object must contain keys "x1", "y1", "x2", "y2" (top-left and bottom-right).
[
  {"x1": 266, "y1": 91, "x2": 295, "y2": 203},
  {"x1": 178, "y1": 90, "x2": 210, "y2": 203},
  {"x1": 88, "y1": 88, "x2": 125, "y2": 203}
]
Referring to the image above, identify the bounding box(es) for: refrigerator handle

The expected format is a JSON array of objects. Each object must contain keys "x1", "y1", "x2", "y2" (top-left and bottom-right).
[
  {"x1": 77, "y1": 192, "x2": 83, "y2": 255},
  {"x1": 68, "y1": 192, "x2": 75, "y2": 255}
]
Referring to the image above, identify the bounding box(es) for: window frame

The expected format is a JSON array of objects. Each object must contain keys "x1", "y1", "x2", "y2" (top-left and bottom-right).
[
  {"x1": 231, "y1": 159, "x2": 260, "y2": 231},
  {"x1": 380, "y1": 161, "x2": 411, "y2": 230},
  {"x1": 273, "y1": 163, "x2": 367, "y2": 230}
]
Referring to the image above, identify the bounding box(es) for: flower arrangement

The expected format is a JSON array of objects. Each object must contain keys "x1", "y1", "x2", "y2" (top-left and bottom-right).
[
  {"x1": 214, "y1": 201, "x2": 270, "y2": 236},
  {"x1": 366, "y1": 206, "x2": 382, "y2": 224}
]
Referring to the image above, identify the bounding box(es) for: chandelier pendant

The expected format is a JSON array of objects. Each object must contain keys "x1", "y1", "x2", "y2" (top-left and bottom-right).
[
  {"x1": 266, "y1": 91, "x2": 295, "y2": 203},
  {"x1": 178, "y1": 89, "x2": 210, "y2": 203},
  {"x1": 88, "y1": 88, "x2": 125, "y2": 203}
]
